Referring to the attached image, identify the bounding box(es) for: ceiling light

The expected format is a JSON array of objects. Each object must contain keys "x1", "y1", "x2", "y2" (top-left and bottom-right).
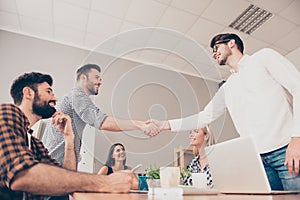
[{"x1": 229, "y1": 4, "x2": 273, "y2": 34}]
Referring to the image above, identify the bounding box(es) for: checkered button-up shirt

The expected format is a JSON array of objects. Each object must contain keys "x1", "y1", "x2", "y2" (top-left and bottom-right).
[
  {"x1": 0, "y1": 103, "x2": 59, "y2": 200},
  {"x1": 183, "y1": 154, "x2": 214, "y2": 188}
]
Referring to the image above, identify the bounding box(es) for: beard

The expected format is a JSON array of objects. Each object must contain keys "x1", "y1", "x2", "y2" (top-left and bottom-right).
[
  {"x1": 219, "y1": 57, "x2": 227, "y2": 65},
  {"x1": 87, "y1": 84, "x2": 99, "y2": 95},
  {"x1": 90, "y1": 87, "x2": 98, "y2": 95},
  {"x1": 32, "y1": 95, "x2": 56, "y2": 119},
  {"x1": 218, "y1": 47, "x2": 231, "y2": 66}
]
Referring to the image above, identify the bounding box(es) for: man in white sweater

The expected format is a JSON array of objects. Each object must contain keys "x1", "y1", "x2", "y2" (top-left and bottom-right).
[{"x1": 154, "y1": 33, "x2": 300, "y2": 190}]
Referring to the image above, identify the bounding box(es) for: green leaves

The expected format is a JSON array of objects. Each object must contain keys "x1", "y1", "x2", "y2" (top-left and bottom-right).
[
  {"x1": 145, "y1": 165, "x2": 160, "y2": 179},
  {"x1": 180, "y1": 167, "x2": 192, "y2": 180}
]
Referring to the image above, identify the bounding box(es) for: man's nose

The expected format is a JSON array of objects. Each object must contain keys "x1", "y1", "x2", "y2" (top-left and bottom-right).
[
  {"x1": 52, "y1": 96, "x2": 58, "y2": 103},
  {"x1": 212, "y1": 52, "x2": 217, "y2": 59}
]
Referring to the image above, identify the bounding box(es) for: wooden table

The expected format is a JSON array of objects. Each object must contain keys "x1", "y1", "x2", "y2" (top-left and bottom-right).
[{"x1": 72, "y1": 192, "x2": 300, "y2": 200}]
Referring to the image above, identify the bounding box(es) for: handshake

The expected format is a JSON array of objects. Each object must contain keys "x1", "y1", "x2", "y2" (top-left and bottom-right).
[{"x1": 140, "y1": 119, "x2": 170, "y2": 137}]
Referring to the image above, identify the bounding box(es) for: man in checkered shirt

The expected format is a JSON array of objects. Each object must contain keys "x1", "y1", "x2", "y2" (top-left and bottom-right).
[{"x1": 0, "y1": 72, "x2": 134, "y2": 200}]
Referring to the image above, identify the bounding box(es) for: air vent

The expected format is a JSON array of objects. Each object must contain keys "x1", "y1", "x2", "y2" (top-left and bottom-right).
[{"x1": 229, "y1": 4, "x2": 273, "y2": 34}]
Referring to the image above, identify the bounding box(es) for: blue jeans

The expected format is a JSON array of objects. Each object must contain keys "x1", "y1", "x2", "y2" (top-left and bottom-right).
[{"x1": 260, "y1": 145, "x2": 300, "y2": 190}]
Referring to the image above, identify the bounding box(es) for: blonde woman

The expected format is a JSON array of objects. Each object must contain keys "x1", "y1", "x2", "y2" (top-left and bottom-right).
[{"x1": 183, "y1": 125, "x2": 215, "y2": 188}]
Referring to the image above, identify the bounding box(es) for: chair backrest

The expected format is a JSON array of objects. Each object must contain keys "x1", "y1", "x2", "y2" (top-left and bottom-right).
[{"x1": 32, "y1": 120, "x2": 47, "y2": 140}]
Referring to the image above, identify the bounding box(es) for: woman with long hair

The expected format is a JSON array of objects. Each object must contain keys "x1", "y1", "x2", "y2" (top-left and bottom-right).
[{"x1": 98, "y1": 143, "x2": 138, "y2": 189}]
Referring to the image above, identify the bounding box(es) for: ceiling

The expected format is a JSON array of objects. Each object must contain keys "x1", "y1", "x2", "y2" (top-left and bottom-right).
[{"x1": 0, "y1": 0, "x2": 299, "y2": 82}]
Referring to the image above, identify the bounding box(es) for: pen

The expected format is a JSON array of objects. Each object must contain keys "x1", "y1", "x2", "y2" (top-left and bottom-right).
[{"x1": 131, "y1": 164, "x2": 142, "y2": 173}]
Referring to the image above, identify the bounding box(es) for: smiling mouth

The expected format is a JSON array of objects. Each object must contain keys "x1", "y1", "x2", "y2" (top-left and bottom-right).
[
  {"x1": 48, "y1": 101, "x2": 56, "y2": 108},
  {"x1": 95, "y1": 85, "x2": 101, "y2": 91}
]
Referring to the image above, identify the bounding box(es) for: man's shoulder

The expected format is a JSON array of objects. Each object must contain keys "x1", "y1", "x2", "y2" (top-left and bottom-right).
[
  {"x1": 0, "y1": 103, "x2": 21, "y2": 114},
  {"x1": 63, "y1": 87, "x2": 89, "y2": 99},
  {"x1": 252, "y1": 48, "x2": 278, "y2": 58},
  {"x1": 0, "y1": 103, "x2": 17, "y2": 108},
  {"x1": 57, "y1": 87, "x2": 90, "y2": 108},
  {"x1": 0, "y1": 103, "x2": 28, "y2": 127}
]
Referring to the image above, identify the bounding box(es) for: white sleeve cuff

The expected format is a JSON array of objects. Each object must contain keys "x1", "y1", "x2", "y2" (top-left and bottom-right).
[{"x1": 169, "y1": 114, "x2": 203, "y2": 132}]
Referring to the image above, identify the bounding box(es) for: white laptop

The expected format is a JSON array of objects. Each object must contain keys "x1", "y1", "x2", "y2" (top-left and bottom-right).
[{"x1": 206, "y1": 136, "x2": 300, "y2": 194}]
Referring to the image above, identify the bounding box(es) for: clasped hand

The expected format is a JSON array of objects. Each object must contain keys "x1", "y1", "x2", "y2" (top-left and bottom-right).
[{"x1": 141, "y1": 119, "x2": 169, "y2": 137}]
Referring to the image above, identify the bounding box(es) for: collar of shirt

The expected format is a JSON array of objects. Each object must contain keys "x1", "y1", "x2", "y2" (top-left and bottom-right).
[
  {"x1": 15, "y1": 104, "x2": 31, "y2": 137},
  {"x1": 73, "y1": 86, "x2": 88, "y2": 96},
  {"x1": 229, "y1": 54, "x2": 250, "y2": 74},
  {"x1": 237, "y1": 54, "x2": 250, "y2": 69}
]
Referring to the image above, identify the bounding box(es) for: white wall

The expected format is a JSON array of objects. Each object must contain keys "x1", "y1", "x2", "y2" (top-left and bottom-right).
[
  {"x1": 0, "y1": 30, "x2": 89, "y2": 103},
  {"x1": 286, "y1": 47, "x2": 300, "y2": 69},
  {"x1": 0, "y1": 30, "x2": 239, "y2": 174}
]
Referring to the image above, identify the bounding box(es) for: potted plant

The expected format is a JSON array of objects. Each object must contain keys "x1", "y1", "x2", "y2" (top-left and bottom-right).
[
  {"x1": 145, "y1": 165, "x2": 161, "y2": 188},
  {"x1": 180, "y1": 167, "x2": 192, "y2": 185}
]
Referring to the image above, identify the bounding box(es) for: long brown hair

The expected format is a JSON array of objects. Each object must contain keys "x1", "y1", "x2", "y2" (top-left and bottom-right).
[{"x1": 105, "y1": 143, "x2": 126, "y2": 167}]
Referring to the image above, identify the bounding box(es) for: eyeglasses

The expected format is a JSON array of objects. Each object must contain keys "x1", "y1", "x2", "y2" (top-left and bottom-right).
[{"x1": 212, "y1": 39, "x2": 231, "y2": 54}]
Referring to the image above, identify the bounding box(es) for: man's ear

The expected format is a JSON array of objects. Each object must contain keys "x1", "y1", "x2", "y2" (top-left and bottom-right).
[
  {"x1": 23, "y1": 87, "x2": 34, "y2": 100},
  {"x1": 79, "y1": 74, "x2": 87, "y2": 81},
  {"x1": 228, "y1": 39, "x2": 235, "y2": 48}
]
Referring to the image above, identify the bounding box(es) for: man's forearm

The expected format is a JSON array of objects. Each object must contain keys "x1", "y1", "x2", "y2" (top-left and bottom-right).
[
  {"x1": 62, "y1": 134, "x2": 77, "y2": 171},
  {"x1": 100, "y1": 116, "x2": 142, "y2": 131},
  {"x1": 52, "y1": 112, "x2": 77, "y2": 170},
  {"x1": 10, "y1": 163, "x2": 106, "y2": 195}
]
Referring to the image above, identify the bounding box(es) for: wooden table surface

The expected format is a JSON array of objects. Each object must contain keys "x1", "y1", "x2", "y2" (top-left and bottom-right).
[{"x1": 72, "y1": 192, "x2": 300, "y2": 200}]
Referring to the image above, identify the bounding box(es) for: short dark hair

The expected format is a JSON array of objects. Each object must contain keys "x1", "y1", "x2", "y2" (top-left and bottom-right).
[
  {"x1": 210, "y1": 33, "x2": 244, "y2": 54},
  {"x1": 76, "y1": 64, "x2": 101, "y2": 81},
  {"x1": 10, "y1": 72, "x2": 53, "y2": 105},
  {"x1": 105, "y1": 143, "x2": 126, "y2": 167}
]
